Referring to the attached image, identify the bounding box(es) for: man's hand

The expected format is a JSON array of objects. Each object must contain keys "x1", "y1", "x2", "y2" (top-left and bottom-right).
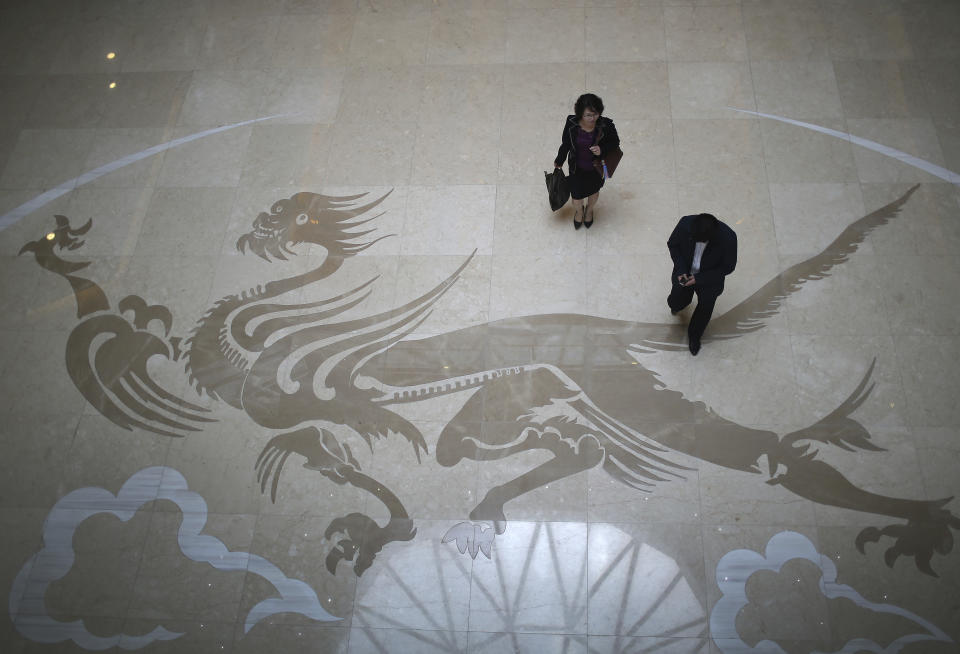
[{"x1": 677, "y1": 274, "x2": 695, "y2": 287}]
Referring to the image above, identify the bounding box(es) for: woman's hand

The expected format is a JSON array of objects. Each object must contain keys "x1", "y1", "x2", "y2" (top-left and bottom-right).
[
  {"x1": 554, "y1": 163, "x2": 561, "y2": 169},
  {"x1": 589, "y1": 145, "x2": 601, "y2": 155}
]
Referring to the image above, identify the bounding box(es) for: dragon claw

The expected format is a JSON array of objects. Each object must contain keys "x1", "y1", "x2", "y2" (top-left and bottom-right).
[
  {"x1": 324, "y1": 513, "x2": 416, "y2": 576},
  {"x1": 254, "y1": 434, "x2": 299, "y2": 503},
  {"x1": 856, "y1": 502, "x2": 959, "y2": 577},
  {"x1": 442, "y1": 522, "x2": 498, "y2": 559}
]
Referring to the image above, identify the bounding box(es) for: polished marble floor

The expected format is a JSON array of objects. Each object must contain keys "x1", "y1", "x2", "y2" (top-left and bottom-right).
[{"x1": 2, "y1": 0, "x2": 960, "y2": 652}]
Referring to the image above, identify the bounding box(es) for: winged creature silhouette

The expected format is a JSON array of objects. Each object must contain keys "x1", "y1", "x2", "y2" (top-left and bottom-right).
[{"x1": 20, "y1": 183, "x2": 959, "y2": 578}]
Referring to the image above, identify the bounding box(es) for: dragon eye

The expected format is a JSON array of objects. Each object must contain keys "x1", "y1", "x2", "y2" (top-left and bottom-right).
[{"x1": 296, "y1": 213, "x2": 309, "y2": 225}]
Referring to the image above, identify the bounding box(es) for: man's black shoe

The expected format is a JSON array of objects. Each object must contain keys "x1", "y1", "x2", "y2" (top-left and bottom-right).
[{"x1": 689, "y1": 339, "x2": 701, "y2": 356}]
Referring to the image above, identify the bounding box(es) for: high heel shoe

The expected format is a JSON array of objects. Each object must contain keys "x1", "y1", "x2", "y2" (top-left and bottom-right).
[
  {"x1": 584, "y1": 207, "x2": 594, "y2": 229},
  {"x1": 574, "y1": 206, "x2": 583, "y2": 230}
]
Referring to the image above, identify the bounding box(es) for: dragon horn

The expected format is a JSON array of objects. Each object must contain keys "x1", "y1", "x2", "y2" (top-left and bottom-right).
[{"x1": 339, "y1": 189, "x2": 393, "y2": 218}]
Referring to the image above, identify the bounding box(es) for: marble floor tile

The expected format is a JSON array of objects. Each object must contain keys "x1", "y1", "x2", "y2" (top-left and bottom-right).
[
  {"x1": 0, "y1": 10, "x2": 65, "y2": 75},
  {"x1": 816, "y1": 525, "x2": 960, "y2": 649},
  {"x1": 859, "y1": 182, "x2": 960, "y2": 258},
  {"x1": 136, "y1": 187, "x2": 238, "y2": 255},
  {"x1": 741, "y1": 0, "x2": 830, "y2": 61},
  {"x1": 348, "y1": 6, "x2": 430, "y2": 67},
  {"x1": 0, "y1": 410, "x2": 81, "y2": 510},
  {"x1": 271, "y1": 13, "x2": 355, "y2": 69},
  {"x1": 585, "y1": 6, "x2": 667, "y2": 63},
  {"x1": 60, "y1": 415, "x2": 172, "y2": 501},
  {"x1": 239, "y1": 124, "x2": 332, "y2": 189},
  {"x1": 848, "y1": 118, "x2": 949, "y2": 184},
  {"x1": 610, "y1": 119, "x2": 678, "y2": 184},
  {"x1": 488, "y1": 252, "x2": 589, "y2": 321},
  {"x1": 353, "y1": 520, "x2": 473, "y2": 632},
  {"x1": 2, "y1": 2, "x2": 960, "y2": 652},
  {"x1": 338, "y1": 66, "x2": 428, "y2": 126},
  {"x1": 99, "y1": 72, "x2": 193, "y2": 129},
  {"x1": 156, "y1": 127, "x2": 251, "y2": 188},
  {"x1": 833, "y1": 60, "x2": 930, "y2": 120},
  {"x1": 348, "y1": 627, "x2": 468, "y2": 653},
  {"x1": 492, "y1": 184, "x2": 585, "y2": 256},
  {"x1": 322, "y1": 118, "x2": 416, "y2": 186},
  {"x1": 126, "y1": 511, "x2": 255, "y2": 623},
  {"x1": 469, "y1": 520, "x2": 588, "y2": 633},
  {"x1": 0, "y1": 128, "x2": 98, "y2": 190},
  {"x1": 0, "y1": 74, "x2": 44, "y2": 131},
  {"x1": 759, "y1": 118, "x2": 860, "y2": 183},
  {"x1": 177, "y1": 71, "x2": 272, "y2": 128},
  {"x1": 24, "y1": 75, "x2": 111, "y2": 130},
  {"x1": 400, "y1": 185, "x2": 496, "y2": 256},
  {"x1": 426, "y1": 6, "x2": 508, "y2": 66},
  {"x1": 259, "y1": 66, "x2": 346, "y2": 126},
  {"x1": 124, "y1": 619, "x2": 238, "y2": 653},
  {"x1": 234, "y1": 623, "x2": 348, "y2": 654},
  {"x1": 81, "y1": 128, "x2": 170, "y2": 190},
  {"x1": 469, "y1": 631, "x2": 588, "y2": 653},
  {"x1": 241, "y1": 513, "x2": 360, "y2": 625},
  {"x1": 891, "y1": 326, "x2": 960, "y2": 429},
  {"x1": 820, "y1": 0, "x2": 913, "y2": 61},
  {"x1": 197, "y1": 14, "x2": 282, "y2": 71},
  {"x1": 590, "y1": 635, "x2": 709, "y2": 653},
  {"x1": 394, "y1": 254, "x2": 492, "y2": 334},
  {"x1": 917, "y1": 59, "x2": 960, "y2": 121},
  {"x1": 903, "y1": 0, "x2": 960, "y2": 59},
  {"x1": 505, "y1": 7, "x2": 585, "y2": 64},
  {"x1": 506, "y1": 63, "x2": 588, "y2": 122},
  {"x1": 586, "y1": 62, "x2": 671, "y2": 121},
  {"x1": 585, "y1": 182, "x2": 678, "y2": 255},
  {"x1": 664, "y1": 4, "x2": 748, "y2": 62},
  {"x1": 750, "y1": 60, "x2": 845, "y2": 121},
  {"x1": 768, "y1": 182, "x2": 866, "y2": 257},
  {"x1": 588, "y1": 522, "x2": 707, "y2": 637},
  {"x1": 668, "y1": 62, "x2": 755, "y2": 121},
  {"x1": 673, "y1": 119, "x2": 767, "y2": 185},
  {"x1": 120, "y1": 14, "x2": 205, "y2": 72}
]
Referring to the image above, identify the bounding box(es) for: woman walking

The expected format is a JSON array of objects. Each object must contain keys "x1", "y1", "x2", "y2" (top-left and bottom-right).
[{"x1": 553, "y1": 93, "x2": 620, "y2": 230}]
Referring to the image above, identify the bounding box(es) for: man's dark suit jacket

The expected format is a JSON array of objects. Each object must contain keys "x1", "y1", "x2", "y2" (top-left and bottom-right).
[{"x1": 667, "y1": 215, "x2": 737, "y2": 293}]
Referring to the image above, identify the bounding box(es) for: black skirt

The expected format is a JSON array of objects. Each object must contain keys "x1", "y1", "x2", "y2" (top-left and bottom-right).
[{"x1": 569, "y1": 166, "x2": 604, "y2": 200}]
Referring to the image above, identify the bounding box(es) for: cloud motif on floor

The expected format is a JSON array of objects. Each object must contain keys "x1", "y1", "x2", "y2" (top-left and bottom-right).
[
  {"x1": 8, "y1": 466, "x2": 340, "y2": 651},
  {"x1": 710, "y1": 531, "x2": 953, "y2": 653}
]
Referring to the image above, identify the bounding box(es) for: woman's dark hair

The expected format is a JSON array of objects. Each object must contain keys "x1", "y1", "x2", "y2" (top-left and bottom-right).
[
  {"x1": 692, "y1": 213, "x2": 718, "y2": 241},
  {"x1": 574, "y1": 93, "x2": 604, "y2": 119}
]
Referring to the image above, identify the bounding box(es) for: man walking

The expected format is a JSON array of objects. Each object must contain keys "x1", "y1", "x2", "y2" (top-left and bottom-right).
[{"x1": 667, "y1": 213, "x2": 737, "y2": 356}]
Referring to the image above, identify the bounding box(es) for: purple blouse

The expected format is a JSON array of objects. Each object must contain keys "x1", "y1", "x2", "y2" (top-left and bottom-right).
[{"x1": 576, "y1": 128, "x2": 596, "y2": 172}]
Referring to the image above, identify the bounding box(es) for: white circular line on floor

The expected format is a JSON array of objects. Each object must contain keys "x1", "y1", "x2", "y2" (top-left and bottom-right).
[
  {"x1": 730, "y1": 107, "x2": 960, "y2": 185},
  {"x1": 0, "y1": 114, "x2": 290, "y2": 232}
]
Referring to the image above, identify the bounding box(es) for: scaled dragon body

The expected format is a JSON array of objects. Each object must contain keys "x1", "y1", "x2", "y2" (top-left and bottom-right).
[{"x1": 21, "y1": 184, "x2": 959, "y2": 578}]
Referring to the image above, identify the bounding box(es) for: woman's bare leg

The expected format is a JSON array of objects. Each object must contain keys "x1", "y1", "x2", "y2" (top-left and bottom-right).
[
  {"x1": 572, "y1": 198, "x2": 584, "y2": 226},
  {"x1": 585, "y1": 192, "x2": 599, "y2": 224}
]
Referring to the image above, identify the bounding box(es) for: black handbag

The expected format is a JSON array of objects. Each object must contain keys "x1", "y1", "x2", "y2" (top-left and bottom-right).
[{"x1": 545, "y1": 168, "x2": 570, "y2": 212}]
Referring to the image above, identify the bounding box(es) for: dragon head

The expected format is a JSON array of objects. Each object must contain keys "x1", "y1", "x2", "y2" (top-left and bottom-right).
[{"x1": 236, "y1": 190, "x2": 392, "y2": 261}]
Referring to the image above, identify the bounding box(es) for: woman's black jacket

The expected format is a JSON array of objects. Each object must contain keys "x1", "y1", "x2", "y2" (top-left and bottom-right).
[{"x1": 554, "y1": 115, "x2": 620, "y2": 174}]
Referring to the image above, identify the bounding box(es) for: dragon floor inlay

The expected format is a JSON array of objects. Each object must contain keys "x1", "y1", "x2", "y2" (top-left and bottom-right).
[{"x1": 18, "y1": 184, "x2": 960, "y2": 582}]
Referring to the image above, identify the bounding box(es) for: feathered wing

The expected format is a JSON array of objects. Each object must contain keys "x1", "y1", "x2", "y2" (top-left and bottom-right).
[
  {"x1": 66, "y1": 296, "x2": 215, "y2": 437},
  {"x1": 245, "y1": 252, "x2": 478, "y2": 456},
  {"x1": 707, "y1": 184, "x2": 920, "y2": 339},
  {"x1": 621, "y1": 185, "x2": 921, "y2": 354}
]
